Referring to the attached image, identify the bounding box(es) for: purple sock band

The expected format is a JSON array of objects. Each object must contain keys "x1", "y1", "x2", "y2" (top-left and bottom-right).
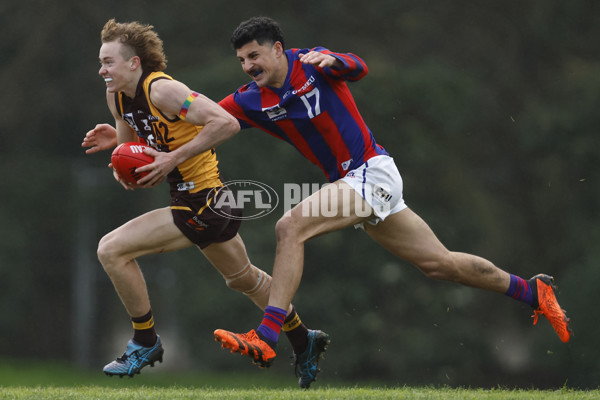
[
  {"x1": 257, "y1": 306, "x2": 287, "y2": 343},
  {"x1": 506, "y1": 274, "x2": 533, "y2": 306}
]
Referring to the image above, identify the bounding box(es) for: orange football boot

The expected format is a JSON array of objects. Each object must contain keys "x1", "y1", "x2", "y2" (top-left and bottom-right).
[
  {"x1": 530, "y1": 274, "x2": 572, "y2": 343},
  {"x1": 214, "y1": 329, "x2": 277, "y2": 367}
]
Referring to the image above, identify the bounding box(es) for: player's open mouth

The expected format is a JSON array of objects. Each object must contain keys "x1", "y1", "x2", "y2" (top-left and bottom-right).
[
  {"x1": 104, "y1": 77, "x2": 113, "y2": 83},
  {"x1": 251, "y1": 70, "x2": 263, "y2": 78}
]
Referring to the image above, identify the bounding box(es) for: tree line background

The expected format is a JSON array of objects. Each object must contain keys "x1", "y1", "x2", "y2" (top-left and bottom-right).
[{"x1": 1, "y1": 0, "x2": 598, "y2": 389}]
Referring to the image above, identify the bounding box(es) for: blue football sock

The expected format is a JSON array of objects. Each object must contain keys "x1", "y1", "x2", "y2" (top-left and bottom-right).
[
  {"x1": 256, "y1": 305, "x2": 287, "y2": 345},
  {"x1": 505, "y1": 274, "x2": 533, "y2": 306}
]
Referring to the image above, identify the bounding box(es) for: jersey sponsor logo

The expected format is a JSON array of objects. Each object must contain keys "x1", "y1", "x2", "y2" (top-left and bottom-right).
[
  {"x1": 123, "y1": 113, "x2": 140, "y2": 133},
  {"x1": 283, "y1": 75, "x2": 316, "y2": 99},
  {"x1": 141, "y1": 119, "x2": 152, "y2": 131},
  {"x1": 140, "y1": 114, "x2": 158, "y2": 131},
  {"x1": 262, "y1": 104, "x2": 288, "y2": 121},
  {"x1": 297, "y1": 75, "x2": 316, "y2": 95}
]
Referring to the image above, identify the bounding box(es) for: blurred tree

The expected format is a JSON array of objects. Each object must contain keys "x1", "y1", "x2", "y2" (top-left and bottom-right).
[{"x1": 0, "y1": 0, "x2": 597, "y2": 389}]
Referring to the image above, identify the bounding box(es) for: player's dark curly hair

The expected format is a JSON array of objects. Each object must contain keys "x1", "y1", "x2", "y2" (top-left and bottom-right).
[
  {"x1": 230, "y1": 16, "x2": 285, "y2": 50},
  {"x1": 101, "y1": 19, "x2": 167, "y2": 72}
]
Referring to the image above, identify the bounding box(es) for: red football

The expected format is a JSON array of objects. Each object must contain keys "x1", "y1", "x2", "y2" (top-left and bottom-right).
[{"x1": 111, "y1": 142, "x2": 155, "y2": 186}]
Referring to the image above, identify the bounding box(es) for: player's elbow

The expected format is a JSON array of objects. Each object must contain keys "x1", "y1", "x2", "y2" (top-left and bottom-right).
[
  {"x1": 223, "y1": 114, "x2": 240, "y2": 138},
  {"x1": 210, "y1": 114, "x2": 239, "y2": 144},
  {"x1": 202, "y1": 115, "x2": 239, "y2": 149}
]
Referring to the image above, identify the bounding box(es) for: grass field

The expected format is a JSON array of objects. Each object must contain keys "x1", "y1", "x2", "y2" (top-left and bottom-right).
[
  {"x1": 1, "y1": 386, "x2": 598, "y2": 400},
  {"x1": 0, "y1": 360, "x2": 597, "y2": 400}
]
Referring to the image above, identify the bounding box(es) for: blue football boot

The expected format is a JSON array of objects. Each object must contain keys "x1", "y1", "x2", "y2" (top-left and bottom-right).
[
  {"x1": 103, "y1": 336, "x2": 164, "y2": 377},
  {"x1": 294, "y1": 330, "x2": 330, "y2": 388}
]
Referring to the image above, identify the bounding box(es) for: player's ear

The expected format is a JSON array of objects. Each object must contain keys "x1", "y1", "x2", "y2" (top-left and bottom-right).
[
  {"x1": 273, "y1": 41, "x2": 284, "y2": 56},
  {"x1": 130, "y1": 56, "x2": 141, "y2": 71}
]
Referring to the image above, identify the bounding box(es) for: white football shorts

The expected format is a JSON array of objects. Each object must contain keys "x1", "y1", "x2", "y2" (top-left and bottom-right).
[{"x1": 340, "y1": 155, "x2": 407, "y2": 227}]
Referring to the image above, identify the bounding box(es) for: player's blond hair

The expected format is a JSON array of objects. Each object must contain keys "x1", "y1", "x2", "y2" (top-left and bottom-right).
[{"x1": 101, "y1": 19, "x2": 167, "y2": 72}]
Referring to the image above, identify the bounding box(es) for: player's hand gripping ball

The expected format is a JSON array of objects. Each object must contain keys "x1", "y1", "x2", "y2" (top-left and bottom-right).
[{"x1": 111, "y1": 142, "x2": 155, "y2": 187}]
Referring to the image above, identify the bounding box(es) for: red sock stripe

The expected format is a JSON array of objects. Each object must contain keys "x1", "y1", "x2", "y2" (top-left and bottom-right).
[
  {"x1": 265, "y1": 307, "x2": 286, "y2": 322},
  {"x1": 512, "y1": 278, "x2": 528, "y2": 300},
  {"x1": 261, "y1": 317, "x2": 283, "y2": 333},
  {"x1": 260, "y1": 307, "x2": 286, "y2": 334},
  {"x1": 512, "y1": 279, "x2": 522, "y2": 299},
  {"x1": 267, "y1": 312, "x2": 285, "y2": 323}
]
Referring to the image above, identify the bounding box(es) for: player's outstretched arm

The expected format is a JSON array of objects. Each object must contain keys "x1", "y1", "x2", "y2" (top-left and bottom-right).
[
  {"x1": 300, "y1": 48, "x2": 368, "y2": 82},
  {"x1": 298, "y1": 51, "x2": 344, "y2": 69}
]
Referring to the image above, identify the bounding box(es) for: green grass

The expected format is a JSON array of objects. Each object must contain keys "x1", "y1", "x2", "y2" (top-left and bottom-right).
[
  {"x1": 0, "y1": 360, "x2": 598, "y2": 400},
  {"x1": 0, "y1": 359, "x2": 292, "y2": 389},
  {"x1": 1, "y1": 386, "x2": 598, "y2": 400}
]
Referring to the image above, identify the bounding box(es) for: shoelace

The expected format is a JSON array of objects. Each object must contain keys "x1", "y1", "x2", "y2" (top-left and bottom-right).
[
  {"x1": 532, "y1": 301, "x2": 569, "y2": 332},
  {"x1": 531, "y1": 309, "x2": 543, "y2": 325},
  {"x1": 294, "y1": 342, "x2": 317, "y2": 378},
  {"x1": 117, "y1": 349, "x2": 142, "y2": 362}
]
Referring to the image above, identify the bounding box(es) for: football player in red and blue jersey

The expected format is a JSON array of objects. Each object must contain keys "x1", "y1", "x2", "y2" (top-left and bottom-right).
[
  {"x1": 214, "y1": 16, "x2": 572, "y2": 376},
  {"x1": 219, "y1": 43, "x2": 387, "y2": 183}
]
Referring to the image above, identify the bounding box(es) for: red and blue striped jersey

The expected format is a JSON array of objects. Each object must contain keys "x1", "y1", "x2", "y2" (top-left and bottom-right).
[{"x1": 219, "y1": 47, "x2": 388, "y2": 182}]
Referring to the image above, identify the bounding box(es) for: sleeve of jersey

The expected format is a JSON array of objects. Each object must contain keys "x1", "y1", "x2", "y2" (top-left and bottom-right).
[
  {"x1": 313, "y1": 46, "x2": 368, "y2": 82},
  {"x1": 219, "y1": 93, "x2": 253, "y2": 129}
]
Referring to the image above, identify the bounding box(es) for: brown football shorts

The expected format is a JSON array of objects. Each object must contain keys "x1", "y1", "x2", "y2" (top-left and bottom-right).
[{"x1": 171, "y1": 187, "x2": 242, "y2": 249}]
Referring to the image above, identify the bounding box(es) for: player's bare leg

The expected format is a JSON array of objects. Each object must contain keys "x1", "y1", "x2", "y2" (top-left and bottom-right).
[
  {"x1": 208, "y1": 233, "x2": 331, "y2": 386},
  {"x1": 97, "y1": 207, "x2": 193, "y2": 316},
  {"x1": 97, "y1": 207, "x2": 193, "y2": 377},
  {"x1": 214, "y1": 181, "x2": 368, "y2": 367},
  {"x1": 365, "y1": 208, "x2": 571, "y2": 341},
  {"x1": 201, "y1": 233, "x2": 274, "y2": 311},
  {"x1": 364, "y1": 208, "x2": 510, "y2": 292},
  {"x1": 98, "y1": 210, "x2": 282, "y2": 321},
  {"x1": 269, "y1": 181, "x2": 370, "y2": 311}
]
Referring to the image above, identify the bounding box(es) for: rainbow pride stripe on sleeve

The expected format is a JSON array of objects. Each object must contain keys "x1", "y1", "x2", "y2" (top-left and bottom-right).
[{"x1": 178, "y1": 91, "x2": 200, "y2": 120}]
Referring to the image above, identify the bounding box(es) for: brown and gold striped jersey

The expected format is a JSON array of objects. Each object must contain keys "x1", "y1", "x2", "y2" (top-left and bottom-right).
[{"x1": 115, "y1": 71, "x2": 222, "y2": 194}]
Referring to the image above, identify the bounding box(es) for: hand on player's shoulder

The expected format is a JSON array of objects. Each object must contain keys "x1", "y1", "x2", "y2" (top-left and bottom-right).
[{"x1": 299, "y1": 51, "x2": 338, "y2": 68}]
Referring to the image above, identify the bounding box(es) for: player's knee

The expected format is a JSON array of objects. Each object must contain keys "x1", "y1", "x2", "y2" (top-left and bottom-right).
[
  {"x1": 274, "y1": 213, "x2": 301, "y2": 244},
  {"x1": 96, "y1": 233, "x2": 123, "y2": 272},
  {"x1": 274, "y1": 214, "x2": 292, "y2": 241},
  {"x1": 97, "y1": 235, "x2": 111, "y2": 265}
]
